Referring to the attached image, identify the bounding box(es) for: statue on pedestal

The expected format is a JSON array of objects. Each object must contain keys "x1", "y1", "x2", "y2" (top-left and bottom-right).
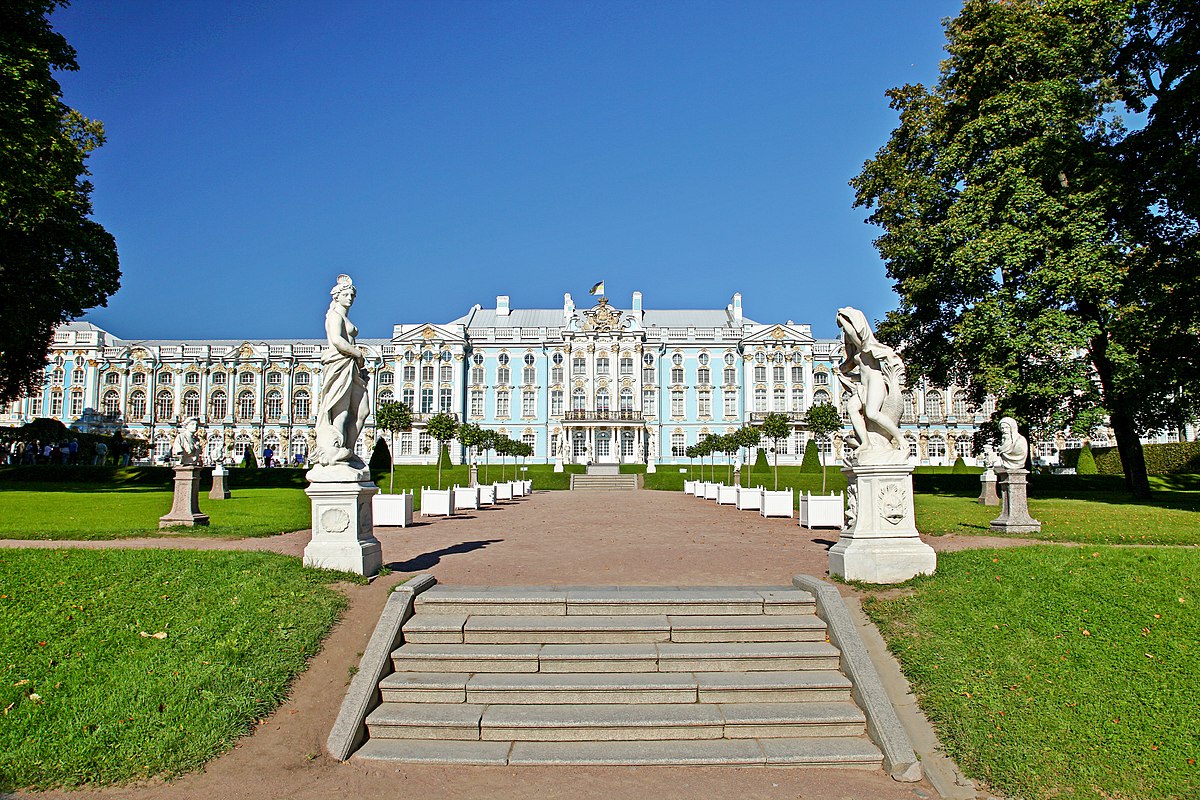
[
  {"x1": 310, "y1": 274, "x2": 371, "y2": 482},
  {"x1": 836, "y1": 307, "x2": 907, "y2": 465},
  {"x1": 160, "y1": 417, "x2": 209, "y2": 528},
  {"x1": 991, "y1": 417, "x2": 1040, "y2": 533},
  {"x1": 171, "y1": 417, "x2": 203, "y2": 466},
  {"x1": 997, "y1": 416, "x2": 1029, "y2": 470}
]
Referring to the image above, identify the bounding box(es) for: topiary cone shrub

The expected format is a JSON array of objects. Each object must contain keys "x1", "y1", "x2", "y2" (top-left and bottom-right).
[
  {"x1": 1076, "y1": 443, "x2": 1098, "y2": 475},
  {"x1": 369, "y1": 436, "x2": 392, "y2": 479},
  {"x1": 799, "y1": 439, "x2": 821, "y2": 473},
  {"x1": 754, "y1": 448, "x2": 769, "y2": 469},
  {"x1": 952, "y1": 456, "x2": 969, "y2": 473}
]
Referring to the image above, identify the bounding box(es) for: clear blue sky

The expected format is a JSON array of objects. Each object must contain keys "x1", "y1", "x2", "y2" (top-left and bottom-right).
[{"x1": 55, "y1": 0, "x2": 962, "y2": 341}]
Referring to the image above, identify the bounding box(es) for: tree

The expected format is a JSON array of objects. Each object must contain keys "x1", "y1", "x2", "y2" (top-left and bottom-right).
[
  {"x1": 759, "y1": 412, "x2": 791, "y2": 489},
  {"x1": 804, "y1": 402, "x2": 841, "y2": 494},
  {"x1": 735, "y1": 425, "x2": 761, "y2": 487},
  {"x1": 457, "y1": 422, "x2": 485, "y2": 471},
  {"x1": 718, "y1": 434, "x2": 739, "y2": 484},
  {"x1": 374, "y1": 400, "x2": 412, "y2": 494},
  {"x1": 1, "y1": 1, "x2": 121, "y2": 405},
  {"x1": 1077, "y1": 443, "x2": 1099, "y2": 474},
  {"x1": 425, "y1": 413, "x2": 458, "y2": 489},
  {"x1": 479, "y1": 428, "x2": 497, "y2": 483},
  {"x1": 851, "y1": 0, "x2": 1200, "y2": 499}
]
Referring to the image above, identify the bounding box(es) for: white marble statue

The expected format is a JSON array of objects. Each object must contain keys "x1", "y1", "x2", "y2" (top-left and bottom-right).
[
  {"x1": 171, "y1": 417, "x2": 202, "y2": 466},
  {"x1": 311, "y1": 274, "x2": 371, "y2": 480},
  {"x1": 836, "y1": 307, "x2": 907, "y2": 463},
  {"x1": 997, "y1": 416, "x2": 1029, "y2": 471}
]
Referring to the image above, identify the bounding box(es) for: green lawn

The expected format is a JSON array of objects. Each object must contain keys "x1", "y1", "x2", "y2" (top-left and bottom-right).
[
  {"x1": 0, "y1": 484, "x2": 311, "y2": 540},
  {"x1": 863, "y1": 547, "x2": 1199, "y2": 800},
  {"x1": 0, "y1": 549, "x2": 357, "y2": 790}
]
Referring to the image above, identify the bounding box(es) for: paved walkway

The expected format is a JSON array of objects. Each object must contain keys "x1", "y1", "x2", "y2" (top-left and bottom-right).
[{"x1": 20, "y1": 489, "x2": 1001, "y2": 800}]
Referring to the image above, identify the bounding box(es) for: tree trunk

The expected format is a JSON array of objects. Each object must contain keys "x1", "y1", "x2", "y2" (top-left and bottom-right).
[{"x1": 1090, "y1": 333, "x2": 1152, "y2": 499}]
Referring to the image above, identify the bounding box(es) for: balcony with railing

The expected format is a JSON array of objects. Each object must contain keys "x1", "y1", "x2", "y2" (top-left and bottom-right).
[{"x1": 562, "y1": 409, "x2": 644, "y2": 424}]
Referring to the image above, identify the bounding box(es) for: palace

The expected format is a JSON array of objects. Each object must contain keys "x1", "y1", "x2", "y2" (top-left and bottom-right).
[{"x1": 4, "y1": 290, "x2": 1133, "y2": 466}]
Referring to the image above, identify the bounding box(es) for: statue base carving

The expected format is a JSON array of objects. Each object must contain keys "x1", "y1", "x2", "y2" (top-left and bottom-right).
[
  {"x1": 209, "y1": 464, "x2": 231, "y2": 500},
  {"x1": 829, "y1": 461, "x2": 936, "y2": 584},
  {"x1": 159, "y1": 466, "x2": 210, "y2": 529},
  {"x1": 303, "y1": 478, "x2": 382, "y2": 577},
  {"x1": 990, "y1": 469, "x2": 1041, "y2": 534},
  {"x1": 977, "y1": 469, "x2": 999, "y2": 506},
  {"x1": 306, "y1": 463, "x2": 371, "y2": 483}
]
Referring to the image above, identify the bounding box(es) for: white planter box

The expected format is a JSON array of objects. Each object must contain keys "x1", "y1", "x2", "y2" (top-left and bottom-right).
[
  {"x1": 494, "y1": 482, "x2": 513, "y2": 501},
  {"x1": 735, "y1": 486, "x2": 763, "y2": 511},
  {"x1": 420, "y1": 487, "x2": 455, "y2": 517},
  {"x1": 478, "y1": 484, "x2": 496, "y2": 505},
  {"x1": 717, "y1": 484, "x2": 739, "y2": 505},
  {"x1": 523, "y1": 479, "x2": 532, "y2": 494},
  {"x1": 703, "y1": 482, "x2": 721, "y2": 500},
  {"x1": 800, "y1": 492, "x2": 845, "y2": 529},
  {"x1": 683, "y1": 480, "x2": 697, "y2": 495},
  {"x1": 453, "y1": 485, "x2": 479, "y2": 510},
  {"x1": 510, "y1": 480, "x2": 525, "y2": 497},
  {"x1": 372, "y1": 492, "x2": 413, "y2": 527},
  {"x1": 760, "y1": 489, "x2": 794, "y2": 518}
]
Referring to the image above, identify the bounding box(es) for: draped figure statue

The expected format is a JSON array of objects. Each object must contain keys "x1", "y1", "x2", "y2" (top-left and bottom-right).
[
  {"x1": 312, "y1": 274, "x2": 370, "y2": 477},
  {"x1": 835, "y1": 307, "x2": 907, "y2": 463}
]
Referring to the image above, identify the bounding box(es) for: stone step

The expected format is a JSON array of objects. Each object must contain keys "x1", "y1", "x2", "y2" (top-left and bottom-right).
[
  {"x1": 480, "y1": 703, "x2": 725, "y2": 741},
  {"x1": 379, "y1": 669, "x2": 856, "y2": 705},
  {"x1": 364, "y1": 703, "x2": 483, "y2": 740},
  {"x1": 666, "y1": 614, "x2": 827, "y2": 643},
  {"x1": 354, "y1": 736, "x2": 884, "y2": 768},
  {"x1": 412, "y1": 585, "x2": 816, "y2": 617},
  {"x1": 719, "y1": 702, "x2": 866, "y2": 738},
  {"x1": 391, "y1": 641, "x2": 840, "y2": 674}
]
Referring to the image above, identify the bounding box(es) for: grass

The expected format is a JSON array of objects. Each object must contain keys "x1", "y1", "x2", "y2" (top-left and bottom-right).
[
  {"x1": 863, "y1": 547, "x2": 1199, "y2": 800},
  {"x1": 0, "y1": 549, "x2": 359, "y2": 790},
  {"x1": 0, "y1": 484, "x2": 311, "y2": 540}
]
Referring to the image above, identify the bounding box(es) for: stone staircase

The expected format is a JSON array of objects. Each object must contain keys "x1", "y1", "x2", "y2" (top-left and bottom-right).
[
  {"x1": 352, "y1": 585, "x2": 884, "y2": 767},
  {"x1": 569, "y1": 473, "x2": 640, "y2": 490}
]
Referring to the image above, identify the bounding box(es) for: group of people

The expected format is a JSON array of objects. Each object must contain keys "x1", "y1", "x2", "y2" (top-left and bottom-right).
[{"x1": 0, "y1": 432, "x2": 133, "y2": 466}]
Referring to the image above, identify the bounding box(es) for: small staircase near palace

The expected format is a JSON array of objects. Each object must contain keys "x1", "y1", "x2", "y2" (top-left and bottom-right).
[
  {"x1": 351, "y1": 585, "x2": 884, "y2": 767},
  {"x1": 569, "y1": 472, "x2": 640, "y2": 490}
]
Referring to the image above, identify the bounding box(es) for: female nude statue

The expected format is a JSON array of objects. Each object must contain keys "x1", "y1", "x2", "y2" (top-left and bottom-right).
[
  {"x1": 313, "y1": 274, "x2": 370, "y2": 473},
  {"x1": 836, "y1": 307, "x2": 906, "y2": 458}
]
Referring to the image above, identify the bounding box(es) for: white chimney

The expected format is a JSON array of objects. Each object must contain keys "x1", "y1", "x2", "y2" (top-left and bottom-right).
[
  {"x1": 496, "y1": 295, "x2": 510, "y2": 316},
  {"x1": 563, "y1": 292, "x2": 575, "y2": 317},
  {"x1": 632, "y1": 291, "x2": 643, "y2": 313},
  {"x1": 732, "y1": 292, "x2": 743, "y2": 321}
]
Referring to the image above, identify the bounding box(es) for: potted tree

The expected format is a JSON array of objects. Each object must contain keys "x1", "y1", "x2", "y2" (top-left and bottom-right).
[
  {"x1": 420, "y1": 412, "x2": 458, "y2": 516},
  {"x1": 371, "y1": 402, "x2": 414, "y2": 526},
  {"x1": 759, "y1": 411, "x2": 790, "y2": 490},
  {"x1": 736, "y1": 424, "x2": 761, "y2": 488},
  {"x1": 799, "y1": 401, "x2": 844, "y2": 528}
]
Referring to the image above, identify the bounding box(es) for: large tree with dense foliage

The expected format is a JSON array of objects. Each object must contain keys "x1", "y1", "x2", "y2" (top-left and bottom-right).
[
  {"x1": 852, "y1": 0, "x2": 1199, "y2": 499},
  {"x1": 1, "y1": 1, "x2": 120, "y2": 405}
]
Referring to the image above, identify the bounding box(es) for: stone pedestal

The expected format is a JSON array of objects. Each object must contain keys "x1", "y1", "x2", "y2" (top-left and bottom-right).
[
  {"x1": 733, "y1": 467, "x2": 741, "y2": 487},
  {"x1": 646, "y1": 456, "x2": 656, "y2": 474},
  {"x1": 977, "y1": 468, "x2": 999, "y2": 506},
  {"x1": 829, "y1": 461, "x2": 936, "y2": 584},
  {"x1": 159, "y1": 466, "x2": 210, "y2": 528},
  {"x1": 209, "y1": 464, "x2": 231, "y2": 500},
  {"x1": 990, "y1": 469, "x2": 1041, "y2": 534},
  {"x1": 553, "y1": 453, "x2": 564, "y2": 473},
  {"x1": 303, "y1": 480, "x2": 382, "y2": 576},
  {"x1": 469, "y1": 464, "x2": 479, "y2": 487}
]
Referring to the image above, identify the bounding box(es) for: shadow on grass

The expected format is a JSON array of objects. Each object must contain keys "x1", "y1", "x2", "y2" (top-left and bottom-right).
[{"x1": 388, "y1": 539, "x2": 504, "y2": 572}]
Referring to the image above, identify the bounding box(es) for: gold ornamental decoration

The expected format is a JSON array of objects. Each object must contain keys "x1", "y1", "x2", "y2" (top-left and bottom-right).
[{"x1": 582, "y1": 298, "x2": 623, "y2": 332}]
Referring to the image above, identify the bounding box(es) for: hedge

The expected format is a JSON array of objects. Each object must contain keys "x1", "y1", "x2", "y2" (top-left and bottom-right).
[{"x1": 1059, "y1": 440, "x2": 1200, "y2": 475}]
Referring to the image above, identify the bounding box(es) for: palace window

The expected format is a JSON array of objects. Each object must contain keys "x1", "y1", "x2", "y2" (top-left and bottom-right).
[
  {"x1": 421, "y1": 364, "x2": 434, "y2": 382},
  {"x1": 523, "y1": 432, "x2": 536, "y2": 451},
  {"x1": 907, "y1": 436, "x2": 919, "y2": 459},
  {"x1": 50, "y1": 369, "x2": 63, "y2": 386},
  {"x1": 671, "y1": 433, "x2": 686, "y2": 458},
  {"x1": 953, "y1": 391, "x2": 970, "y2": 417},
  {"x1": 927, "y1": 435, "x2": 947, "y2": 459},
  {"x1": 105, "y1": 372, "x2": 120, "y2": 385},
  {"x1": 723, "y1": 368, "x2": 735, "y2": 386},
  {"x1": 293, "y1": 390, "x2": 310, "y2": 420},
  {"x1": 672, "y1": 353, "x2": 683, "y2": 366},
  {"x1": 524, "y1": 353, "x2": 535, "y2": 367},
  {"x1": 156, "y1": 390, "x2": 174, "y2": 419},
  {"x1": 400, "y1": 433, "x2": 413, "y2": 455},
  {"x1": 265, "y1": 391, "x2": 283, "y2": 421},
  {"x1": 813, "y1": 389, "x2": 830, "y2": 406},
  {"x1": 596, "y1": 389, "x2": 610, "y2": 412},
  {"x1": 754, "y1": 366, "x2": 766, "y2": 382},
  {"x1": 497, "y1": 366, "x2": 510, "y2": 385},
  {"x1": 441, "y1": 365, "x2": 452, "y2": 383},
  {"x1": 550, "y1": 389, "x2": 563, "y2": 416},
  {"x1": 295, "y1": 371, "x2": 310, "y2": 385},
  {"x1": 183, "y1": 390, "x2": 201, "y2": 418},
  {"x1": 621, "y1": 430, "x2": 634, "y2": 458},
  {"x1": 791, "y1": 387, "x2": 804, "y2": 412},
  {"x1": 379, "y1": 370, "x2": 394, "y2": 385},
  {"x1": 405, "y1": 365, "x2": 417, "y2": 382},
  {"x1": 132, "y1": 372, "x2": 146, "y2": 385},
  {"x1": 471, "y1": 367, "x2": 484, "y2": 384},
  {"x1": 620, "y1": 387, "x2": 634, "y2": 412},
  {"x1": 840, "y1": 391, "x2": 852, "y2": 421},
  {"x1": 642, "y1": 388, "x2": 656, "y2": 416},
  {"x1": 573, "y1": 388, "x2": 586, "y2": 411},
  {"x1": 620, "y1": 357, "x2": 634, "y2": 375},
  {"x1": 773, "y1": 387, "x2": 786, "y2": 411},
  {"x1": 420, "y1": 387, "x2": 434, "y2": 414},
  {"x1": 671, "y1": 367, "x2": 684, "y2": 384},
  {"x1": 697, "y1": 367, "x2": 710, "y2": 386},
  {"x1": 592, "y1": 429, "x2": 608, "y2": 458},
  {"x1": 926, "y1": 391, "x2": 944, "y2": 421},
  {"x1": 814, "y1": 371, "x2": 829, "y2": 386},
  {"x1": 553, "y1": 352, "x2": 564, "y2": 367},
  {"x1": 239, "y1": 371, "x2": 254, "y2": 385},
  {"x1": 774, "y1": 366, "x2": 785, "y2": 383},
  {"x1": 30, "y1": 395, "x2": 43, "y2": 416},
  {"x1": 754, "y1": 388, "x2": 767, "y2": 412},
  {"x1": 470, "y1": 390, "x2": 483, "y2": 417},
  {"x1": 644, "y1": 352, "x2": 655, "y2": 367},
  {"x1": 551, "y1": 365, "x2": 563, "y2": 383},
  {"x1": 496, "y1": 390, "x2": 509, "y2": 418},
  {"x1": 212, "y1": 371, "x2": 226, "y2": 385},
  {"x1": 184, "y1": 371, "x2": 199, "y2": 385},
  {"x1": 157, "y1": 370, "x2": 173, "y2": 384},
  {"x1": 419, "y1": 433, "x2": 432, "y2": 454},
  {"x1": 102, "y1": 390, "x2": 120, "y2": 417},
  {"x1": 723, "y1": 391, "x2": 737, "y2": 417},
  {"x1": 955, "y1": 437, "x2": 973, "y2": 459},
  {"x1": 237, "y1": 391, "x2": 255, "y2": 419},
  {"x1": 498, "y1": 353, "x2": 509, "y2": 366},
  {"x1": 378, "y1": 389, "x2": 394, "y2": 407},
  {"x1": 791, "y1": 366, "x2": 802, "y2": 384},
  {"x1": 523, "y1": 366, "x2": 536, "y2": 384},
  {"x1": 670, "y1": 390, "x2": 684, "y2": 417},
  {"x1": 573, "y1": 430, "x2": 587, "y2": 458},
  {"x1": 267, "y1": 371, "x2": 282, "y2": 385},
  {"x1": 209, "y1": 391, "x2": 227, "y2": 419},
  {"x1": 643, "y1": 367, "x2": 655, "y2": 384},
  {"x1": 291, "y1": 436, "x2": 308, "y2": 462},
  {"x1": 69, "y1": 391, "x2": 83, "y2": 418},
  {"x1": 401, "y1": 387, "x2": 414, "y2": 408},
  {"x1": 71, "y1": 368, "x2": 84, "y2": 385},
  {"x1": 440, "y1": 387, "x2": 453, "y2": 412},
  {"x1": 573, "y1": 355, "x2": 586, "y2": 375},
  {"x1": 441, "y1": 350, "x2": 452, "y2": 362},
  {"x1": 755, "y1": 352, "x2": 766, "y2": 363},
  {"x1": 902, "y1": 391, "x2": 917, "y2": 422},
  {"x1": 724, "y1": 352, "x2": 736, "y2": 366},
  {"x1": 596, "y1": 356, "x2": 610, "y2": 375},
  {"x1": 698, "y1": 391, "x2": 711, "y2": 417}
]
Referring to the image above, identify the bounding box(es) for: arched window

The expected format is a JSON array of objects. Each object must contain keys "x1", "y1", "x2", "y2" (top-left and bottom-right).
[
  {"x1": 105, "y1": 372, "x2": 120, "y2": 385},
  {"x1": 907, "y1": 436, "x2": 919, "y2": 459},
  {"x1": 131, "y1": 372, "x2": 146, "y2": 385},
  {"x1": 953, "y1": 391, "x2": 970, "y2": 417},
  {"x1": 291, "y1": 435, "x2": 309, "y2": 463},
  {"x1": 840, "y1": 391, "x2": 853, "y2": 421},
  {"x1": 102, "y1": 390, "x2": 120, "y2": 417},
  {"x1": 237, "y1": 390, "x2": 256, "y2": 420},
  {"x1": 814, "y1": 371, "x2": 829, "y2": 386},
  {"x1": 155, "y1": 390, "x2": 173, "y2": 420},
  {"x1": 128, "y1": 390, "x2": 146, "y2": 420},
  {"x1": 184, "y1": 371, "x2": 200, "y2": 385},
  {"x1": 234, "y1": 433, "x2": 251, "y2": 459},
  {"x1": 813, "y1": 389, "x2": 830, "y2": 406},
  {"x1": 267, "y1": 371, "x2": 282, "y2": 385},
  {"x1": 182, "y1": 390, "x2": 200, "y2": 418},
  {"x1": 572, "y1": 388, "x2": 586, "y2": 411},
  {"x1": 619, "y1": 387, "x2": 634, "y2": 412},
  {"x1": 902, "y1": 391, "x2": 918, "y2": 422},
  {"x1": 378, "y1": 389, "x2": 394, "y2": 406},
  {"x1": 926, "y1": 391, "x2": 944, "y2": 421},
  {"x1": 671, "y1": 432, "x2": 686, "y2": 457},
  {"x1": 210, "y1": 390, "x2": 227, "y2": 419},
  {"x1": 293, "y1": 390, "x2": 310, "y2": 420},
  {"x1": 69, "y1": 390, "x2": 83, "y2": 417},
  {"x1": 956, "y1": 437, "x2": 973, "y2": 459},
  {"x1": 596, "y1": 389, "x2": 610, "y2": 412},
  {"x1": 239, "y1": 372, "x2": 254, "y2": 385},
  {"x1": 295, "y1": 371, "x2": 310, "y2": 385},
  {"x1": 927, "y1": 435, "x2": 947, "y2": 459},
  {"x1": 265, "y1": 390, "x2": 283, "y2": 421}
]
